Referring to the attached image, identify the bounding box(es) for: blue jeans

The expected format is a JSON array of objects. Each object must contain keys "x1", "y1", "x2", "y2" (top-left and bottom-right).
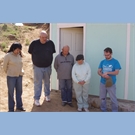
[
  {"x1": 7, "y1": 76, "x2": 23, "y2": 111},
  {"x1": 59, "y1": 79, "x2": 72, "y2": 103},
  {"x1": 99, "y1": 83, "x2": 118, "y2": 112},
  {"x1": 33, "y1": 65, "x2": 51, "y2": 100}
]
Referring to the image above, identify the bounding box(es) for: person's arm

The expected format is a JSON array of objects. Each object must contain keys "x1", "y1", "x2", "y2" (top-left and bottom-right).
[
  {"x1": 72, "y1": 65, "x2": 79, "y2": 83},
  {"x1": 97, "y1": 68, "x2": 103, "y2": 77},
  {"x1": 97, "y1": 61, "x2": 104, "y2": 77},
  {"x1": 72, "y1": 56, "x2": 74, "y2": 66},
  {"x1": 84, "y1": 64, "x2": 91, "y2": 83},
  {"x1": 51, "y1": 40, "x2": 56, "y2": 53},
  {"x1": 54, "y1": 56, "x2": 58, "y2": 72},
  {"x1": 97, "y1": 68, "x2": 110, "y2": 79},
  {"x1": 104, "y1": 70, "x2": 119, "y2": 76},
  {"x1": 106, "y1": 60, "x2": 121, "y2": 75},
  {"x1": 28, "y1": 41, "x2": 34, "y2": 54},
  {"x1": 103, "y1": 60, "x2": 121, "y2": 76},
  {"x1": 3, "y1": 54, "x2": 9, "y2": 73}
]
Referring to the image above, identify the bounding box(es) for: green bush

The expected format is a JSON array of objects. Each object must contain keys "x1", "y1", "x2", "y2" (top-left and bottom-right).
[
  {"x1": 25, "y1": 39, "x2": 30, "y2": 46},
  {"x1": 0, "y1": 42, "x2": 6, "y2": 49},
  {"x1": 3, "y1": 48, "x2": 8, "y2": 53},
  {"x1": 2, "y1": 24, "x2": 7, "y2": 31}
]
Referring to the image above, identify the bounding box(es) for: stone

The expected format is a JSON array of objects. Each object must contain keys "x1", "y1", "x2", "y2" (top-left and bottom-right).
[
  {"x1": 7, "y1": 34, "x2": 17, "y2": 40},
  {"x1": 88, "y1": 95, "x2": 135, "y2": 112}
]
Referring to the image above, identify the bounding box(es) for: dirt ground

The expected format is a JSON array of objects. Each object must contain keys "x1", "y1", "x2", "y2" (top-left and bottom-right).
[
  {"x1": 0, "y1": 26, "x2": 101, "y2": 112},
  {"x1": 0, "y1": 88, "x2": 101, "y2": 112}
]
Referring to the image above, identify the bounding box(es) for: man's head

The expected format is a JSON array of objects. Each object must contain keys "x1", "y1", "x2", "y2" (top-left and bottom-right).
[
  {"x1": 62, "y1": 45, "x2": 70, "y2": 56},
  {"x1": 104, "y1": 47, "x2": 112, "y2": 60},
  {"x1": 39, "y1": 30, "x2": 48, "y2": 44}
]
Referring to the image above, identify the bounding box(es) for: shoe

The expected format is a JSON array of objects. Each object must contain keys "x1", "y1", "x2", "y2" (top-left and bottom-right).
[
  {"x1": 84, "y1": 108, "x2": 89, "y2": 112},
  {"x1": 62, "y1": 102, "x2": 67, "y2": 106},
  {"x1": 8, "y1": 110, "x2": 14, "y2": 112},
  {"x1": 17, "y1": 107, "x2": 26, "y2": 111},
  {"x1": 77, "y1": 108, "x2": 82, "y2": 112},
  {"x1": 45, "y1": 95, "x2": 50, "y2": 102},
  {"x1": 34, "y1": 100, "x2": 40, "y2": 106},
  {"x1": 68, "y1": 103, "x2": 73, "y2": 107}
]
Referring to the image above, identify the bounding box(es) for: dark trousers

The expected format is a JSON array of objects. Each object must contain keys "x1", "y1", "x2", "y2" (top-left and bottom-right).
[{"x1": 59, "y1": 79, "x2": 72, "y2": 103}]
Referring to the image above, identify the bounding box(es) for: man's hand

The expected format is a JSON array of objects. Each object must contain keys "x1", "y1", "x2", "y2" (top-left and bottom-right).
[{"x1": 102, "y1": 73, "x2": 110, "y2": 79}]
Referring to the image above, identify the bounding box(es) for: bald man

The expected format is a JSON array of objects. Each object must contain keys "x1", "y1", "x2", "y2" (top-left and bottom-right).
[
  {"x1": 54, "y1": 45, "x2": 74, "y2": 107},
  {"x1": 28, "y1": 30, "x2": 56, "y2": 106}
]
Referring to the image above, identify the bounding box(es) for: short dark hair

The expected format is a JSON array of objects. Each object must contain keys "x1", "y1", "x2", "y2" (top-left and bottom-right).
[
  {"x1": 76, "y1": 54, "x2": 84, "y2": 61},
  {"x1": 104, "y1": 47, "x2": 112, "y2": 54},
  {"x1": 7, "y1": 42, "x2": 22, "y2": 57}
]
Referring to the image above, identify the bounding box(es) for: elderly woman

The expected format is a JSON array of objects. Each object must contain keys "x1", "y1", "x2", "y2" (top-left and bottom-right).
[
  {"x1": 72, "y1": 54, "x2": 91, "y2": 112},
  {"x1": 3, "y1": 43, "x2": 25, "y2": 112}
]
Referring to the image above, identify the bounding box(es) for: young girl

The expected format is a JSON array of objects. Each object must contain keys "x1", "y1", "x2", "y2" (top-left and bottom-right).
[{"x1": 3, "y1": 43, "x2": 25, "y2": 112}]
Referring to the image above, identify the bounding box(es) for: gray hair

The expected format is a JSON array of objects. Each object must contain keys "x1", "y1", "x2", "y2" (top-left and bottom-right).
[
  {"x1": 40, "y1": 30, "x2": 48, "y2": 36},
  {"x1": 62, "y1": 45, "x2": 70, "y2": 50}
]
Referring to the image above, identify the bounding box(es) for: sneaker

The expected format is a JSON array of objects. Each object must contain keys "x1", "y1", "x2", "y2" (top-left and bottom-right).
[
  {"x1": 77, "y1": 108, "x2": 82, "y2": 112},
  {"x1": 68, "y1": 103, "x2": 73, "y2": 107},
  {"x1": 62, "y1": 102, "x2": 67, "y2": 106},
  {"x1": 84, "y1": 108, "x2": 89, "y2": 112},
  {"x1": 45, "y1": 95, "x2": 50, "y2": 102},
  {"x1": 34, "y1": 100, "x2": 40, "y2": 106},
  {"x1": 8, "y1": 110, "x2": 14, "y2": 112}
]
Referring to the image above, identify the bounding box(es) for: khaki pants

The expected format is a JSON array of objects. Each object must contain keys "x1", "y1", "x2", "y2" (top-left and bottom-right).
[{"x1": 73, "y1": 82, "x2": 89, "y2": 109}]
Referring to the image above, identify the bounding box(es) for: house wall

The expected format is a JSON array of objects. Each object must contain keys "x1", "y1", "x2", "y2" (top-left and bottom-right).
[
  {"x1": 128, "y1": 24, "x2": 135, "y2": 100},
  {"x1": 50, "y1": 24, "x2": 58, "y2": 90},
  {"x1": 50, "y1": 23, "x2": 135, "y2": 101}
]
